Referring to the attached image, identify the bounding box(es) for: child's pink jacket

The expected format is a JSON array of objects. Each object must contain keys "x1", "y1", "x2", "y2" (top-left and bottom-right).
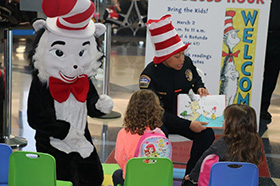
[{"x1": 114, "y1": 128, "x2": 152, "y2": 179}]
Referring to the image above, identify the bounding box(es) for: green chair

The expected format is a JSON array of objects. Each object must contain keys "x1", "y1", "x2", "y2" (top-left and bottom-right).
[
  {"x1": 8, "y1": 151, "x2": 72, "y2": 186},
  {"x1": 119, "y1": 157, "x2": 173, "y2": 186},
  {"x1": 101, "y1": 163, "x2": 120, "y2": 186}
]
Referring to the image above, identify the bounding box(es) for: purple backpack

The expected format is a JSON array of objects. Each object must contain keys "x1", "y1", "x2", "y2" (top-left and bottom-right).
[
  {"x1": 198, "y1": 154, "x2": 220, "y2": 186},
  {"x1": 134, "y1": 128, "x2": 172, "y2": 159}
]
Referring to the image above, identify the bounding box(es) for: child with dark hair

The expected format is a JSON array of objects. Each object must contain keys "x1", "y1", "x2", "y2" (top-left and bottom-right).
[
  {"x1": 112, "y1": 89, "x2": 165, "y2": 186},
  {"x1": 182, "y1": 104, "x2": 262, "y2": 186}
]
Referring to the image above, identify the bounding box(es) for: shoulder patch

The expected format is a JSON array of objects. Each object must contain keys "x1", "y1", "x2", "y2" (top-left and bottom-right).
[{"x1": 139, "y1": 75, "x2": 151, "y2": 88}]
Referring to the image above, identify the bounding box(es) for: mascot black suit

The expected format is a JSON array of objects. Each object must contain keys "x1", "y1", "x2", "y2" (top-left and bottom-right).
[{"x1": 27, "y1": 0, "x2": 113, "y2": 185}]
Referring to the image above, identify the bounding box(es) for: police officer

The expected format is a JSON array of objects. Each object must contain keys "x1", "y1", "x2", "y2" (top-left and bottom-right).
[{"x1": 139, "y1": 15, "x2": 215, "y2": 182}]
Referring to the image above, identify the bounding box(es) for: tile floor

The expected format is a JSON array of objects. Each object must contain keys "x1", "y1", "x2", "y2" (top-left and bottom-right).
[{"x1": 0, "y1": 25, "x2": 279, "y2": 185}]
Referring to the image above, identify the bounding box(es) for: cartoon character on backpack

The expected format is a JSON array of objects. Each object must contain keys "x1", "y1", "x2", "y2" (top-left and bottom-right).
[
  {"x1": 158, "y1": 139, "x2": 170, "y2": 157},
  {"x1": 144, "y1": 143, "x2": 159, "y2": 157},
  {"x1": 134, "y1": 128, "x2": 172, "y2": 160}
]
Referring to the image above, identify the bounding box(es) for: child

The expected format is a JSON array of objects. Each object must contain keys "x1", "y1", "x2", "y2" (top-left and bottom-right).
[
  {"x1": 182, "y1": 104, "x2": 262, "y2": 186},
  {"x1": 112, "y1": 89, "x2": 165, "y2": 186}
]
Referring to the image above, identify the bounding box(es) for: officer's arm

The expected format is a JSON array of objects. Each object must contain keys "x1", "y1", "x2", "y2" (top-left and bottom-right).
[{"x1": 190, "y1": 65, "x2": 206, "y2": 94}]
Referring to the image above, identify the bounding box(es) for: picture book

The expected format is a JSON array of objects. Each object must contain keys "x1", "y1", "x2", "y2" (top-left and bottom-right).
[{"x1": 177, "y1": 94, "x2": 226, "y2": 128}]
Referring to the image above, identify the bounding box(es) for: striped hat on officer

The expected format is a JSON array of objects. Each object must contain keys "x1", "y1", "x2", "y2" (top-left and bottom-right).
[{"x1": 146, "y1": 14, "x2": 190, "y2": 64}]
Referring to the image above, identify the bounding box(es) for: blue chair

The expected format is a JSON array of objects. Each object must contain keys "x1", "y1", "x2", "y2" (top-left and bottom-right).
[
  {"x1": 209, "y1": 162, "x2": 259, "y2": 186},
  {"x1": 0, "y1": 143, "x2": 12, "y2": 186},
  {"x1": 173, "y1": 168, "x2": 185, "y2": 179}
]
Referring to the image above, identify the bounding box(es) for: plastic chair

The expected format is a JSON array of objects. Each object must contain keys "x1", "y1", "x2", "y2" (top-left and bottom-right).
[
  {"x1": 173, "y1": 168, "x2": 186, "y2": 179},
  {"x1": 209, "y1": 162, "x2": 259, "y2": 186},
  {"x1": 105, "y1": 0, "x2": 146, "y2": 36},
  {"x1": 119, "y1": 157, "x2": 173, "y2": 186},
  {"x1": 101, "y1": 163, "x2": 120, "y2": 186},
  {"x1": 0, "y1": 143, "x2": 12, "y2": 186},
  {"x1": 8, "y1": 151, "x2": 72, "y2": 186}
]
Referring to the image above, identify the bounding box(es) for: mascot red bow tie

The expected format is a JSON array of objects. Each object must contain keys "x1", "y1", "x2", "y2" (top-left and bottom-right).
[{"x1": 49, "y1": 75, "x2": 89, "y2": 103}]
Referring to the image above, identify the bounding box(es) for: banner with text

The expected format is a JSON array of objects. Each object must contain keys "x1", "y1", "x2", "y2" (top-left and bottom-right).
[{"x1": 145, "y1": 0, "x2": 271, "y2": 128}]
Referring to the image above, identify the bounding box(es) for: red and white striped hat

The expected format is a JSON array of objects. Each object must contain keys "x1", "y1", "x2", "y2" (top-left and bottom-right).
[
  {"x1": 42, "y1": 0, "x2": 97, "y2": 38},
  {"x1": 146, "y1": 14, "x2": 190, "y2": 64},
  {"x1": 224, "y1": 10, "x2": 238, "y2": 34}
]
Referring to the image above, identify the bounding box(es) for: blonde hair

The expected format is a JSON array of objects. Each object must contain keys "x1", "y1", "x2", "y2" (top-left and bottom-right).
[
  {"x1": 123, "y1": 89, "x2": 164, "y2": 135},
  {"x1": 223, "y1": 104, "x2": 262, "y2": 165}
]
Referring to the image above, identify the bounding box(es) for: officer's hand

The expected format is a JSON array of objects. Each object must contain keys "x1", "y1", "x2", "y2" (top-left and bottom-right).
[
  {"x1": 197, "y1": 88, "x2": 209, "y2": 97},
  {"x1": 189, "y1": 121, "x2": 208, "y2": 133}
]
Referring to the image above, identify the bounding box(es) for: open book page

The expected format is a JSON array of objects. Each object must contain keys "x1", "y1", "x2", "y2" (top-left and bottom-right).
[{"x1": 177, "y1": 94, "x2": 226, "y2": 128}]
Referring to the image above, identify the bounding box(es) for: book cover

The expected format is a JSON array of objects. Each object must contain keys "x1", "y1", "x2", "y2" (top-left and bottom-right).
[{"x1": 177, "y1": 94, "x2": 226, "y2": 128}]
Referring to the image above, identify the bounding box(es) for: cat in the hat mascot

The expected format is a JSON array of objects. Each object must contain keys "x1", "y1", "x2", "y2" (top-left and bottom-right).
[{"x1": 27, "y1": 0, "x2": 113, "y2": 185}]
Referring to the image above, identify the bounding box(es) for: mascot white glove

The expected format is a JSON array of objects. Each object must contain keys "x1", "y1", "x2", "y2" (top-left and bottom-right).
[{"x1": 95, "y1": 94, "x2": 114, "y2": 114}]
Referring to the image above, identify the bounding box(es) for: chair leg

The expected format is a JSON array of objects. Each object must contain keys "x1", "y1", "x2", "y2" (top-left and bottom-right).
[
  {"x1": 131, "y1": 1, "x2": 146, "y2": 36},
  {"x1": 104, "y1": 1, "x2": 147, "y2": 36}
]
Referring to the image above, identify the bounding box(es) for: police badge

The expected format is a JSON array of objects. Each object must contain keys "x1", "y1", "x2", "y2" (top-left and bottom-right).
[{"x1": 185, "y1": 69, "x2": 193, "y2": 81}]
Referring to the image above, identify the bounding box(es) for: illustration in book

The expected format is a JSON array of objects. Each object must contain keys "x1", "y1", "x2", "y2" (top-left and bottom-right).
[{"x1": 177, "y1": 94, "x2": 226, "y2": 128}]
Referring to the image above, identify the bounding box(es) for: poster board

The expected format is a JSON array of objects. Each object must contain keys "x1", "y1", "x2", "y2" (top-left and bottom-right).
[
  {"x1": 145, "y1": 0, "x2": 271, "y2": 130},
  {"x1": 177, "y1": 94, "x2": 225, "y2": 128}
]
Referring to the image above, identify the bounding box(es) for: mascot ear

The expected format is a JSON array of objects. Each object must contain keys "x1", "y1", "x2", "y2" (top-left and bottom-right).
[
  {"x1": 32, "y1": 19, "x2": 47, "y2": 32},
  {"x1": 94, "y1": 23, "x2": 106, "y2": 37}
]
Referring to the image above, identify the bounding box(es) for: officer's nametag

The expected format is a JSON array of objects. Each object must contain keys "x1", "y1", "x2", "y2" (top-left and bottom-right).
[{"x1": 139, "y1": 75, "x2": 151, "y2": 88}]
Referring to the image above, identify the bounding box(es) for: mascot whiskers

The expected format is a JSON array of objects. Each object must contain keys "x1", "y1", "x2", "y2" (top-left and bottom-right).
[{"x1": 27, "y1": 0, "x2": 113, "y2": 185}]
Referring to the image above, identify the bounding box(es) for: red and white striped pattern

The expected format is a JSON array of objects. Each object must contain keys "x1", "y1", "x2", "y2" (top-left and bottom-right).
[
  {"x1": 224, "y1": 10, "x2": 236, "y2": 34},
  {"x1": 147, "y1": 14, "x2": 190, "y2": 64},
  {"x1": 42, "y1": 0, "x2": 95, "y2": 30}
]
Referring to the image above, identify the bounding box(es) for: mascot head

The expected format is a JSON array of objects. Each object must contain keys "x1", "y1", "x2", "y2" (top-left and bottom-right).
[{"x1": 30, "y1": 0, "x2": 106, "y2": 83}]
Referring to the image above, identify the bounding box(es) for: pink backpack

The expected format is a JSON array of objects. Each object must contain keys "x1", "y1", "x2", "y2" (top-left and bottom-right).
[
  {"x1": 198, "y1": 154, "x2": 219, "y2": 186},
  {"x1": 134, "y1": 128, "x2": 172, "y2": 159}
]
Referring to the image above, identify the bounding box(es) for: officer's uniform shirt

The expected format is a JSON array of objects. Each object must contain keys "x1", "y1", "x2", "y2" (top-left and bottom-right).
[{"x1": 139, "y1": 56, "x2": 205, "y2": 126}]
